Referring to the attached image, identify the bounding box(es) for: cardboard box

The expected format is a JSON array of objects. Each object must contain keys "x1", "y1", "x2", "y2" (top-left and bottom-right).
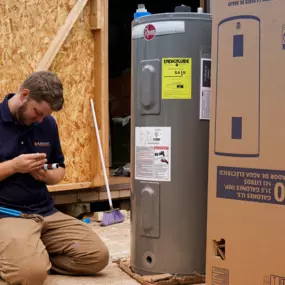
[{"x1": 206, "y1": 1, "x2": 285, "y2": 284}]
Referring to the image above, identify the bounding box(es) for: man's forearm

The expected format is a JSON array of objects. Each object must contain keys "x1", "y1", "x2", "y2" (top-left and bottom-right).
[
  {"x1": 0, "y1": 160, "x2": 16, "y2": 182},
  {"x1": 44, "y1": 167, "x2": 65, "y2": 185}
]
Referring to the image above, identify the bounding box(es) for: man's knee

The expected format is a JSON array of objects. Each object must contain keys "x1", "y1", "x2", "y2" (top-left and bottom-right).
[
  {"x1": 74, "y1": 230, "x2": 110, "y2": 274},
  {"x1": 2, "y1": 254, "x2": 49, "y2": 285},
  {"x1": 80, "y1": 242, "x2": 109, "y2": 274},
  {"x1": 94, "y1": 243, "x2": 109, "y2": 273},
  {"x1": 18, "y1": 255, "x2": 49, "y2": 285},
  {"x1": 51, "y1": 238, "x2": 109, "y2": 276}
]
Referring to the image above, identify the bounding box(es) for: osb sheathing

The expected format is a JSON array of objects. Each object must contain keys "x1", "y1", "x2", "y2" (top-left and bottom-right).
[{"x1": 0, "y1": 1, "x2": 95, "y2": 183}]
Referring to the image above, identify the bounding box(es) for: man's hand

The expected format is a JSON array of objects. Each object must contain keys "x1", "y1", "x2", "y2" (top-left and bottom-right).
[
  {"x1": 30, "y1": 167, "x2": 65, "y2": 185},
  {"x1": 30, "y1": 169, "x2": 47, "y2": 182},
  {"x1": 12, "y1": 153, "x2": 47, "y2": 173}
]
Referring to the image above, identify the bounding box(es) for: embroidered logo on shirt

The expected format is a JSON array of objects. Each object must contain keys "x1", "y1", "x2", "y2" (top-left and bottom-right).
[{"x1": 34, "y1": 141, "x2": 51, "y2": 147}]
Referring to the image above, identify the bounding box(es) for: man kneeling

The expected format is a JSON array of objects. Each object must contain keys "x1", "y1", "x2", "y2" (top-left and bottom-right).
[{"x1": 0, "y1": 71, "x2": 109, "y2": 285}]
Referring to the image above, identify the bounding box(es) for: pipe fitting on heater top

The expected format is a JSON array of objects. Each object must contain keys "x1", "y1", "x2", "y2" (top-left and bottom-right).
[{"x1": 43, "y1": 163, "x2": 59, "y2": 170}]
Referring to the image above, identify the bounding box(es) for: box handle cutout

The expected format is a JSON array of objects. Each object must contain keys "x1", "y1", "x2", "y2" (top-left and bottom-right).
[
  {"x1": 213, "y1": 239, "x2": 226, "y2": 260},
  {"x1": 233, "y1": 34, "x2": 244, "y2": 57},
  {"x1": 232, "y1": 117, "x2": 242, "y2": 139}
]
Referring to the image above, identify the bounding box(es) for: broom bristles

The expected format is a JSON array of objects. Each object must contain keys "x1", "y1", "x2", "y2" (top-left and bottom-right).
[{"x1": 100, "y1": 208, "x2": 125, "y2": 226}]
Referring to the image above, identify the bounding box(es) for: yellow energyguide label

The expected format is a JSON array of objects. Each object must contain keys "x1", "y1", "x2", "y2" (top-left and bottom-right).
[{"x1": 161, "y1": 58, "x2": 192, "y2": 99}]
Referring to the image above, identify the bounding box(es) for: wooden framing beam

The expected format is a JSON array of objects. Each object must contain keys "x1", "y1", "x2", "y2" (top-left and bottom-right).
[
  {"x1": 90, "y1": 0, "x2": 109, "y2": 186},
  {"x1": 48, "y1": 182, "x2": 92, "y2": 192},
  {"x1": 48, "y1": 177, "x2": 130, "y2": 193},
  {"x1": 90, "y1": 0, "x2": 102, "y2": 30},
  {"x1": 36, "y1": 0, "x2": 88, "y2": 71},
  {"x1": 200, "y1": 0, "x2": 205, "y2": 10}
]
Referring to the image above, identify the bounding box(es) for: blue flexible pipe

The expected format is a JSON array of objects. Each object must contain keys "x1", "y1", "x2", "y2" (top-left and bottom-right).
[{"x1": 0, "y1": 207, "x2": 22, "y2": 217}]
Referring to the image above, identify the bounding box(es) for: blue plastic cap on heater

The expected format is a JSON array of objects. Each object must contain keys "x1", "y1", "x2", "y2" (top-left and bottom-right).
[{"x1": 134, "y1": 4, "x2": 151, "y2": 19}]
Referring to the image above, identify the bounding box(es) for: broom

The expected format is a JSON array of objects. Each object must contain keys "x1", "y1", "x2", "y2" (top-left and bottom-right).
[{"x1": 90, "y1": 98, "x2": 125, "y2": 227}]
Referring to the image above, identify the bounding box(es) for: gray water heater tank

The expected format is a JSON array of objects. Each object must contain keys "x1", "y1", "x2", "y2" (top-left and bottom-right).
[{"x1": 130, "y1": 11, "x2": 212, "y2": 276}]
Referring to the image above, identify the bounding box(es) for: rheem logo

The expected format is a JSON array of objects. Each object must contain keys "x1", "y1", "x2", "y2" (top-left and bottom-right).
[{"x1": 144, "y1": 24, "x2": 156, "y2": 41}]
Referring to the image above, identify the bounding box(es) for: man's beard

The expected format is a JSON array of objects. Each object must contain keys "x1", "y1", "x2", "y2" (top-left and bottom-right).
[{"x1": 16, "y1": 101, "x2": 29, "y2": 125}]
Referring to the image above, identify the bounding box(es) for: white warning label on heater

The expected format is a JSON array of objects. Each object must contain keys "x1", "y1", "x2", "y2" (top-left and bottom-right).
[
  {"x1": 135, "y1": 127, "x2": 171, "y2": 182},
  {"x1": 199, "y1": 58, "x2": 211, "y2": 120}
]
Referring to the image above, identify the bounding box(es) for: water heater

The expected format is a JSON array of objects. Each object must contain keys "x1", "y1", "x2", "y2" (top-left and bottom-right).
[{"x1": 130, "y1": 10, "x2": 212, "y2": 275}]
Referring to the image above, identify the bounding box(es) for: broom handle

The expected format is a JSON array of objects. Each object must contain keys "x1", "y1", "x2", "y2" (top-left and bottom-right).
[{"x1": 90, "y1": 99, "x2": 113, "y2": 209}]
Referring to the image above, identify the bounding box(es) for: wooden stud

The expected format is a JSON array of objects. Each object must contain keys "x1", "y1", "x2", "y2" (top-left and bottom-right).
[
  {"x1": 90, "y1": 0, "x2": 109, "y2": 186},
  {"x1": 48, "y1": 182, "x2": 92, "y2": 192},
  {"x1": 48, "y1": 177, "x2": 130, "y2": 193},
  {"x1": 90, "y1": 0, "x2": 102, "y2": 30}
]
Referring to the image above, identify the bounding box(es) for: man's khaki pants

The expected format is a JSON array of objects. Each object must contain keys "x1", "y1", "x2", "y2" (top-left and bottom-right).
[{"x1": 0, "y1": 211, "x2": 109, "y2": 285}]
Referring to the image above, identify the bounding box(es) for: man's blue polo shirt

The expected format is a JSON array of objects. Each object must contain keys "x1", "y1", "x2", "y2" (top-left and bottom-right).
[{"x1": 0, "y1": 93, "x2": 65, "y2": 217}]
